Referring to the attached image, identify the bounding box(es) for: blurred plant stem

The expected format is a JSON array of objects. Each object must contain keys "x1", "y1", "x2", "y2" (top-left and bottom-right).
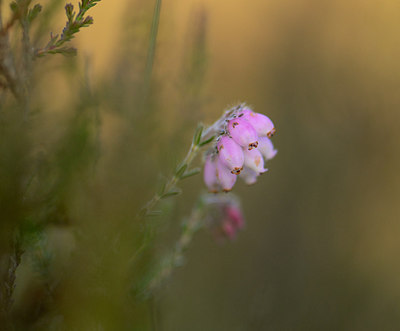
[
  {"x1": 137, "y1": 121, "x2": 218, "y2": 220},
  {"x1": 141, "y1": 0, "x2": 161, "y2": 108},
  {"x1": 140, "y1": 201, "x2": 204, "y2": 297},
  {"x1": 138, "y1": 141, "x2": 199, "y2": 219}
]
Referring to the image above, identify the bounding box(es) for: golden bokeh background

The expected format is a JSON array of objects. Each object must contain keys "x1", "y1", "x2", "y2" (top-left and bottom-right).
[{"x1": 2, "y1": 0, "x2": 400, "y2": 329}]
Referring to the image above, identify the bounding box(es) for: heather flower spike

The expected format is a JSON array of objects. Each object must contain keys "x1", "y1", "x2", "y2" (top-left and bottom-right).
[
  {"x1": 217, "y1": 135, "x2": 244, "y2": 174},
  {"x1": 227, "y1": 117, "x2": 259, "y2": 150},
  {"x1": 240, "y1": 108, "x2": 276, "y2": 138},
  {"x1": 201, "y1": 104, "x2": 277, "y2": 192}
]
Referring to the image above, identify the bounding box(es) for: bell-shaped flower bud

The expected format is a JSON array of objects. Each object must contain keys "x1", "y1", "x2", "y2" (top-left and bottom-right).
[
  {"x1": 217, "y1": 136, "x2": 244, "y2": 175},
  {"x1": 226, "y1": 205, "x2": 245, "y2": 229},
  {"x1": 216, "y1": 159, "x2": 237, "y2": 192},
  {"x1": 239, "y1": 167, "x2": 259, "y2": 185},
  {"x1": 258, "y1": 136, "x2": 278, "y2": 161},
  {"x1": 227, "y1": 117, "x2": 258, "y2": 150},
  {"x1": 243, "y1": 148, "x2": 267, "y2": 174},
  {"x1": 203, "y1": 155, "x2": 219, "y2": 193},
  {"x1": 240, "y1": 108, "x2": 275, "y2": 138}
]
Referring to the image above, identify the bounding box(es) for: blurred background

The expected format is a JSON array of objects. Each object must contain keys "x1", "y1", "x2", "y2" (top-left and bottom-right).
[{"x1": 2, "y1": 0, "x2": 400, "y2": 330}]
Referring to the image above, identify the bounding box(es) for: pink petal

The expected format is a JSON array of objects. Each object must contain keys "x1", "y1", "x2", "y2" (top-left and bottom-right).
[
  {"x1": 240, "y1": 108, "x2": 275, "y2": 138},
  {"x1": 217, "y1": 136, "x2": 244, "y2": 174},
  {"x1": 227, "y1": 117, "x2": 258, "y2": 150}
]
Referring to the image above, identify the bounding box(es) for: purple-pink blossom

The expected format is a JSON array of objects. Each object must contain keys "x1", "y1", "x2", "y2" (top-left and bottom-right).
[
  {"x1": 217, "y1": 135, "x2": 244, "y2": 174},
  {"x1": 202, "y1": 105, "x2": 277, "y2": 193},
  {"x1": 227, "y1": 117, "x2": 259, "y2": 150}
]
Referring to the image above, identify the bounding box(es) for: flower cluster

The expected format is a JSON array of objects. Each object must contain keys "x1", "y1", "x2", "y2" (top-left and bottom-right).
[
  {"x1": 203, "y1": 106, "x2": 277, "y2": 192},
  {"x1": 201, "y1": 193, "x2": 245, "y2": 241}
]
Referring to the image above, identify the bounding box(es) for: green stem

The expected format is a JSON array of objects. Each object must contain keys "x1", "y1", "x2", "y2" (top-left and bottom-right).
[
  {"x1": 139, "y1": 142, "x2": 198, "y2": 218},
  {"x1": 130, "y1": 141, "x2": 199, "y2": 264},
  {"x1": 141, "y1": 0, "x2": 162, "y2": 106},
  {"x1": 147, "y1": 204, "x2": 203, "y2": 292}
]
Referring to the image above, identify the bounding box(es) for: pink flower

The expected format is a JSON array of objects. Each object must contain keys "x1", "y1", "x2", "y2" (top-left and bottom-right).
[
  {"x1": 220, "y1": 204, "x2": 245, "y2": 240},
  {"x1": 240, "y1": 108, "x2": 275, "y2": 138},
  {"x1": 201, "y1": 193, "x2": 246, "y2": 241},
  {"x1": 243, "y1": 148, "x2": 267, "y2": 174},
  {"x1": 202, "y1": 104, "x2": 277, "y2": 191},
  {"x1": 217, "y1": 135, "x2": 244, "y2": 174},
  {"x1": 227, "y1": 117, "x2": 258, "y2": 150},
  {"x1": 225, "y1": 205, "x2": 245, "y2": 229},
  {"x1": 216, "y1": 159, "x2": 237, "y2": 192},
  {"x1": 203, "y1": 155, "x2": 219, "y2": 193},
  {"x1": 258, "y1": 136, "x2": 278, "y2": 160},
  {"x1": 239, "y1": 167, "x2": 259, "y2": 185}
]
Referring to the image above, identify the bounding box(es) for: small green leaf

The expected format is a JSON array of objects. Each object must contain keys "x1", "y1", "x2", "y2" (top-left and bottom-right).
[
  {"x1": 175, "y1": 163, "x2": 188, "y2": 179},
  {"x1": 161, "y1": 188, "x2": 182, "y2": 199},
  {"x1": 180, "y1": 168, "x2": 201, "y2": 180},
  {"x1": 199, "y1": 135, "x2": 215, "y2": 147},
  {"x1": 193, "y1": 124, "x2": 204, "y2": 146},
  {"x1": 158, "y1": 182, "x2": 166, "y2": 196}
]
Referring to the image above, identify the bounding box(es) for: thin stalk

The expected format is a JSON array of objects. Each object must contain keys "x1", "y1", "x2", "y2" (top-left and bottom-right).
[
  {"x1": 139, "y1": 142, "x2": 198, "y2": 217},
  {"x1": 147, "y1": 204, "x2": 203, "y2": 292},
  {"x1": 129, "y1": 141, "x2": 200, "y2": 264},
  {"x1": 141, "y1": 0, "x2": 162, "y2": 106}
]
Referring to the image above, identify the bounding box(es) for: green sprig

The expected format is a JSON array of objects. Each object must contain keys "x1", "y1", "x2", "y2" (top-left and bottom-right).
[{"x1": 35, "y1": 0, "x2": 101, "y2": 57}]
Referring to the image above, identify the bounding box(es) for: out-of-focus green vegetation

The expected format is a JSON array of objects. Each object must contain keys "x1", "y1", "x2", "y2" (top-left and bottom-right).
[{"x1": 1, "y1": 0, "x2": 400, "y2": 330}]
